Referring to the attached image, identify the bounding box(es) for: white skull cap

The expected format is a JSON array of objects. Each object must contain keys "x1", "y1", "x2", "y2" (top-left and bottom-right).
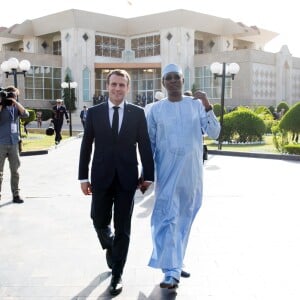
[
  {"x1": 162, "y1": 64, "x2": 183, "y2": 78},
  {"x1": 154, "y1": 91, "x2": 164, "y2": 100}
]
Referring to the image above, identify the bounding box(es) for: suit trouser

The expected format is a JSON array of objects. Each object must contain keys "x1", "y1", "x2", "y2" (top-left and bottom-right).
[
  {"x1": 91, "y1": 174, "x2": 135, "y2": 277},
  {"x1": 53, "y1": 120, "x2": 63, "y2": 142}
]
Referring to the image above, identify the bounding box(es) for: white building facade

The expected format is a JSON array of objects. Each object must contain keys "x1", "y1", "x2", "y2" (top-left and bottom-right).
[{"x1": 1, "y1": 9, "x2": 300, "y2": 125}]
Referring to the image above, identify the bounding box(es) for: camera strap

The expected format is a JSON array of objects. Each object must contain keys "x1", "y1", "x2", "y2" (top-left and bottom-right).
[
  {"x1": 7, "y1": 106, "x2": 18, "y2": 133},
  {"x1": 6, "y1": 106, "x2": 15, "y2": 120}
]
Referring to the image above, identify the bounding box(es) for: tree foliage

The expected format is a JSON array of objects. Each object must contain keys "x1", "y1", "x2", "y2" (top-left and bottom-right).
[{"x1": 62, "y1": 74, "x2": 76, "y2": 111}]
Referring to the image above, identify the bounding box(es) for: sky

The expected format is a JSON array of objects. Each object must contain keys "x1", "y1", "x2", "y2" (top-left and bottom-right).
[{"x1": 1, "y1": 0, "x2": 299, "y2": 57}]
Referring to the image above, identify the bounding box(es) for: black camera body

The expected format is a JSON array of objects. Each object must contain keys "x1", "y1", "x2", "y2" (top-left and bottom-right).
[{"x1": 0, "y1": 87, "x2": 14, "y2": 106}]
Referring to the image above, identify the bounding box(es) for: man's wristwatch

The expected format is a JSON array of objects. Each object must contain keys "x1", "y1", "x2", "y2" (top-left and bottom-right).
[{"x1": 205, "y1": 105, "x2": 213, "y2": 112}]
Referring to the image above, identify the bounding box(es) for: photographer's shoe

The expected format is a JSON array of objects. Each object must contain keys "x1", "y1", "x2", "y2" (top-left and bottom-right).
[{"x1": 13, "y1": 196, "x2": 24, "y2": 204}]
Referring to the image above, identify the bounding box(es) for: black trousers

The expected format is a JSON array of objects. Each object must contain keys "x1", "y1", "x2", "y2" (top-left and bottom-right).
[
  {"x1": 91, "y1": 173, "x2": 135, "y2": 277},
  {"x1": 53, "y1": 120, "x2": 63, "y2": 142}
]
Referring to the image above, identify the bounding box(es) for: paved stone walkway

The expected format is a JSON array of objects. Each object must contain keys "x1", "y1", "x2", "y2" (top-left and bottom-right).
[{"x1": 0, "y1": 136, "x2": 300, "y2": 299}]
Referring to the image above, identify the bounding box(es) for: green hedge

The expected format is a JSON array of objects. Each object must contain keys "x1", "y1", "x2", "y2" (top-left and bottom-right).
[
  {"x1": 222, "y1": 108, "x2": 266, "y2": 143},
  {"x1": 21, "y1": 109, "x2": 36, "y2": 126},
  {"x1": 279, "y1": 102, "x2": 300, "y2": 133},
  {"x1": 35, "y1": 109, "x2": 53, "y2": 121},
  {"x1": 284, "y1": 144, "x2": 300, "y2": 155},
  {"x1": 213, "y1": 103, "x2": 225, "y2": 118},
  {"x1": 277, "y1": 101, "x2": 289, "y2": 114}
]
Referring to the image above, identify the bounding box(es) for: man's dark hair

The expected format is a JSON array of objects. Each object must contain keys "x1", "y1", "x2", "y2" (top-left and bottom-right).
[{"x1": 106, "y1": 69, "x2": 131, "y2": 85}]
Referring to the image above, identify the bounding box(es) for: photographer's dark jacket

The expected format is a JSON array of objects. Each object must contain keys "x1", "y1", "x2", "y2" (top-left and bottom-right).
[{"x1": 0, "y1": 106, "x2": 29, "y2": 145}]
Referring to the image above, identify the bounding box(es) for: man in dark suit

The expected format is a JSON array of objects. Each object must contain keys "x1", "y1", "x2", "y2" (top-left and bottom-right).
[
  {"x1": 78, "y1": 69, "x2": 154, "y2": 296},
  {"x1": 51, "y1": 99, "x2": 69, "y2": 145},
  {"x1": 79, "y1": 105, "x2": 88, "y2": 128}
]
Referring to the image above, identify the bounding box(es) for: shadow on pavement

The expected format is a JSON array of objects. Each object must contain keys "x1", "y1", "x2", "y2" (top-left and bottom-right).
[
  {"x1": 70, "y1": 271, "x2": 111, "y2": 300},
  {"x1": 0, "y1": 201, "x2": 13, "y2": 208},
  {"x1": 138, "y1": 285, "x2": 177, "y2": 300}
]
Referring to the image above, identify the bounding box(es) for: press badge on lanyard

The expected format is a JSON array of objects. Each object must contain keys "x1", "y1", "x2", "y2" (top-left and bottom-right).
[{"x1": 8, "y1": 107, "x2": 17, "y2": 133}]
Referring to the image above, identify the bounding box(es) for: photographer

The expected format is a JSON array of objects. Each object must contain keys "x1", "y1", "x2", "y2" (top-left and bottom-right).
[{"x1": 0, "y1": 86, "x2": 29, "y2": 204}]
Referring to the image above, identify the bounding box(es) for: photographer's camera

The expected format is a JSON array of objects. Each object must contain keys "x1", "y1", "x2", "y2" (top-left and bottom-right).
[{"x1": 0, "y1": 87, "x2": 14, "y2": 106}]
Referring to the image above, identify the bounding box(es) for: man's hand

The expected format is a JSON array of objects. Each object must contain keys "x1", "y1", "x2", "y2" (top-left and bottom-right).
[
  {"x1": 9, "y1": 98, "x2": 27, "y2": 114},
  {"x1": 193, "y1": 90, "x2": 211, "y2": 110},
  {"x1": 80, "y1": 182, "x2": 92, "y2": 195},
  {"x1": 10, "y1": 98, "x2": 17, "y2": 105},
  {"x1": 138, "y1": 177, "x2": 152, "y2": 194}
]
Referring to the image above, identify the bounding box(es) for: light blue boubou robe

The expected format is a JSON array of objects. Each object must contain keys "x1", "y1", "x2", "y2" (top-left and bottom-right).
[{"x1": 147, "y1": 96, "x2": 220, "y2": 272}]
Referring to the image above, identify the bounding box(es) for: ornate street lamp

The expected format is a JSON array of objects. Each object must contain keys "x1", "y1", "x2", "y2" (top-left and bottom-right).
[
  {"x1": 1, "y1": 57, "x2": 31, "y2": 142},
  {"x1": 210, "y1": 62, "x2": 240, "y2": 150},
  {"x1": 1, "y1": 57, "x2": 31, "y2": 88},
  {"x1": 61, "y1": 81, "x2": 77, "y2": 137}
]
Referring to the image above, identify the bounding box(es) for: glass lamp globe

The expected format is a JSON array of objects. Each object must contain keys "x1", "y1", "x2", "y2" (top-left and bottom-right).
[
  {"x1": 61, "y1": 82, "x2": 68, "y2": 89},
  {"x1": 228, "y1": 63, "x2": 240, "y2": 75},
  {"x1": 1, "y1": 61, "x2": 11, "y2": 72},
  {"x1": 210, "y1": 62, "x2": 223, "y2": 75},
  {"x1": 70, "y1": 82, "x2": 78, "y2": 89},
  {"x1": 19, "y1": 60, "x2": 31, "y2": 71},
  {"x1": 7, "y1": 57, "x2": 19, "y2": 69}
]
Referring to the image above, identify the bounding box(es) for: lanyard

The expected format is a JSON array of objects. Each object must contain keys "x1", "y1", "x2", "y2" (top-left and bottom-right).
[{"x1": 7, "y1": 106, "x2": 15, "y2": 122}]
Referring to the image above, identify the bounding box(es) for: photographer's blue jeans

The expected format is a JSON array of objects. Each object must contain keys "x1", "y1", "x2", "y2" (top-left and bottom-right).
[{"x1": 0, "y1": 144, "x2": 20, "y2": 198}]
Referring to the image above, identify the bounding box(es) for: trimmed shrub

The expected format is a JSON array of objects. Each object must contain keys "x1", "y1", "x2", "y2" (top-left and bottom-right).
[
  {"x1": 222, "y1": 108, "x2": 266, "y2": 143},
  {"x1": 254, "y1": 106, "x2": 273, "y2": 120},
  {"x1": 37, "y1": 109, "x2": 53, "y2": 121},
  {"x1": 277, "y1": 101, "x2": 289, "y2": 116},
  {"x1": 21, "y1": 109, "x2": 36, "y2": 126},
  {"x1": 284, "y1": 144, "x2": 300, "y2": 155},
  {"x1": 271, "y1": 123, "x2": 288, "y2": 153},
  {"x1": 20, "y1": 109, "x2": 36, "y2": 137},
  {"x1": 268, "y1": 105, "x2": 275, "y2": 114},
  {"x1": 279, "y1": 102, "x2": 300, "y2": 134},
  {"x1": 254, "y1": 106, "x2": 274, "y2": 134},
  {"x1": 213, "y1": 103, "x2": 226, "y2": 118}
]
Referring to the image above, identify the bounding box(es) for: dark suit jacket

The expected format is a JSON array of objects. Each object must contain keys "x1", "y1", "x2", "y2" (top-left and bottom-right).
[
  {"x1": 80, "y1": 110, "x2": 86, "y2": 120},
  {"x1": 78, "y1": 102, "x2": 154, "y2": 191},
  {"x1": 52, "y1": 105, "x2": 69, "y2": 124}
]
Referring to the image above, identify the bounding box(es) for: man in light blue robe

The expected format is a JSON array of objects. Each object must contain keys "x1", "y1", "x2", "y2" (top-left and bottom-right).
[{"x1": 147, "y1": 64, "x2": 220, "y2": 289}]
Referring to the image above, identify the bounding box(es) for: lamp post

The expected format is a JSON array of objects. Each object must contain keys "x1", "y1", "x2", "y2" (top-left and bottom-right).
[
  {"x1": 210, "y1": 62, "x2": 240, "y2": 150},
  {"x1": 0, "y1": 57, "x2": 31, "y2": 140},
  {"x1": 61, "y1": 81, "x2": 77, "y2": 137}
]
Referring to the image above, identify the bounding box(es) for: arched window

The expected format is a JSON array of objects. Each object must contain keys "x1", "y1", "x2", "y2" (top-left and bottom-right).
[
  {"x1": 184, "y1": 67, "x2": 190, "y2": 91},
  {"x1": 83, "y1": 67, "x2": 90, "y2": 101}
]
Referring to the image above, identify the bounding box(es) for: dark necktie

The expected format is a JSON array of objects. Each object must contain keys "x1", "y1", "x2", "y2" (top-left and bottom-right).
[{"x1": 112, "y1": 106, "x2": 119, "y2": 140}]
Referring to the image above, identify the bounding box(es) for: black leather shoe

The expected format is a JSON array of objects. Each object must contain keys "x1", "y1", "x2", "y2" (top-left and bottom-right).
[
  {"x1": 13, "y1": 196, "x2": 24, "y2": 204},
  {"x1": 106, "y1": 248, "x2": 113, "y2": 269},
  {"x1": 181, "y1": 270, "x2": 191, "y2": 278},
  {"x1": 109, "y1": 275, "x2": 123, "y2": 296},
  {"x1": 160, "y1": 276, "x2": 179, "y2": 289}
]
